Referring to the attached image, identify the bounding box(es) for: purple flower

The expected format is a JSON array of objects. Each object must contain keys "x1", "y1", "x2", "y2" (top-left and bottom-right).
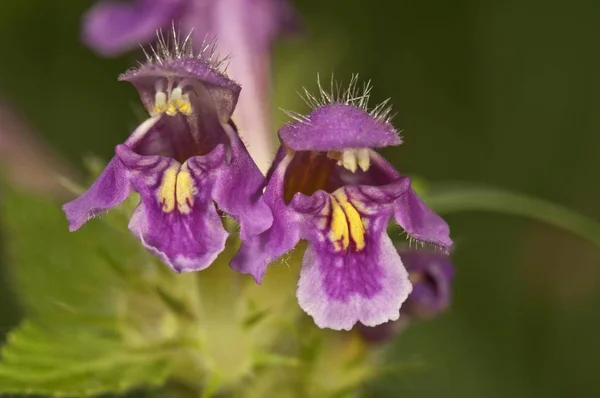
[
  {"x1": 63, "y1": 37, "x2": 272, "y2": 273},
  {"x1": 230, "y1": 76, "x2": 453, "y2": 330},
  {"x1": 82, "y1": 0, "x2": 299, "y2": 172},
  {"x1": 358, "y1": 248, "x2": 455, "y2": 343},
  {"x1": 399, "y1": 247, "x2": 455, "y2": 319}
]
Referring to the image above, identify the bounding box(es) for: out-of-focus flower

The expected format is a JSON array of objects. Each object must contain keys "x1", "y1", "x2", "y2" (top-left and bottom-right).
[
  {"x1": 63, "y1": 37, "x2": 272, "y2": 272},
  {"x1": 0, "y1": 100, "x2": 71, "y2": 196},
  {"x1": 231, "y1": 76, "x2": 452, "y2": 331},
  {"x1": 82, "y1": 0, "x2": 299, "y2": 172},
  {"x1": 358, "y1": 247, "x2": 455, "y2": 343},
  {"x1": 400, "y1": 247, "x2": 454, "y2": 318}
]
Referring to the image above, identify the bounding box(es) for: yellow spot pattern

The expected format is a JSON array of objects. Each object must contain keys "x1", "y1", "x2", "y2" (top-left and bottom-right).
[
  {"x1": 340, "y1": 199, "x2": 366, "y2": 251},
  {"x1": 158, "y1": 164, "x2": 196, "y2": 214},
  {"x1": 329, "y1": 198, "x2": 350, "y2": 252},
  {"x1": 328, "y1": 192, "x2": 366, "y2": 252}
]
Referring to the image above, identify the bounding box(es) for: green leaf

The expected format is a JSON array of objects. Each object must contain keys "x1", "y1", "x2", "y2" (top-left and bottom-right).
[
  {"x1": 0, "y1": 320, "x2": 170, "y2": 397},
  {"x1": 0, "y1": 187, "x2": 148, "y2": 325},
  {"x1": 0, "y1": 188, "x2": 177, "y2": 396},
  {"x1": 425, "y1": 184, "x2": 600, "y2": 248}
]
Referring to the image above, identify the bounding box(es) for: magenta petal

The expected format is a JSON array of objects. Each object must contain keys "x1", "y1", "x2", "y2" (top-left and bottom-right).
[
  {"x1": 117, "y1": 144, "x2": 228, "y2": 272},
  {"x1": 62, "y1": 157, "x2": 131, "y2": 231},
  {"x1": 395, "y1": 188, "x2": 453, "y2": 249},
  {"x1": 297, "y1": 234, "x2": 412, "y2": 331},
  {"x1": 230, "y1": 152, "x2": 298, "y2": 282},
  {"x1": 128, "y1": 198, "x2": 227, "y2": 273},
  {"x1": 357, "y1": 152, "x2": 453, "y2": 249},
  {"x1": 279, "y1": 104, "x2": 402, "y2": 151},
  {"x1": 229, "y1": 216, "x2": 300, "y2": 283},
  {"x1": 211, "y1": 123, "x2": 273, "y2": 239},
  {"x1": 82, "y1": 0, "x2": 185, "y2": 57}
]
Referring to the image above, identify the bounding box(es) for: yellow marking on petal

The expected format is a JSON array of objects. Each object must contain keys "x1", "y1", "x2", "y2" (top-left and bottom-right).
[
  {"x1": 340, "y1": 199, "x2": 365, "y2": 251},
  {"x1": 158, "y1": 166, "x2": 179, "y2": 213},
  {"x1": 329, "y1": 197, "x2": 350, "y2": 251},
  {"x1": 157, "y1": 164, "x2": 196, "y2": 214},
  {"x1": 175, "y1": 164, "x2": 196, "y2": 214},
  {"x1": 327, "y1": 192, "x2": 366, "y2": 252}
]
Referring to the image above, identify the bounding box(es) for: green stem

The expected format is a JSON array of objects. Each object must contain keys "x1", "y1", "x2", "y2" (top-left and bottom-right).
[
  {"x1": 200, "y1": 373, "x2": 221, "y2": 398},
  {"x1": 425, "y1": 185, "x2": 600, "y2": 249}
]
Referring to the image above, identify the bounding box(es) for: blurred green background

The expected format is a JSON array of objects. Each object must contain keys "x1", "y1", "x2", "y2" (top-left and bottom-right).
[{"x1": 1, "y1": 0, "x2": 599, "y2": 397}]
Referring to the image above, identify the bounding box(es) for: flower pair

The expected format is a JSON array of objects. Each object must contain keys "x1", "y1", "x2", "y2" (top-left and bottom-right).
[{"x1": 63, "y1": 38, "x2": 452, "y2": 330}]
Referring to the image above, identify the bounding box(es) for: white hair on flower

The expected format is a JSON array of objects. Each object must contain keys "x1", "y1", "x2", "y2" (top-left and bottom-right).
[
  {"x1": 282, "y1": 74, "x2": 395, "y2": 124},
  {"x1": 138, "y1": 24, "x2": 231, "y2": 75}
]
